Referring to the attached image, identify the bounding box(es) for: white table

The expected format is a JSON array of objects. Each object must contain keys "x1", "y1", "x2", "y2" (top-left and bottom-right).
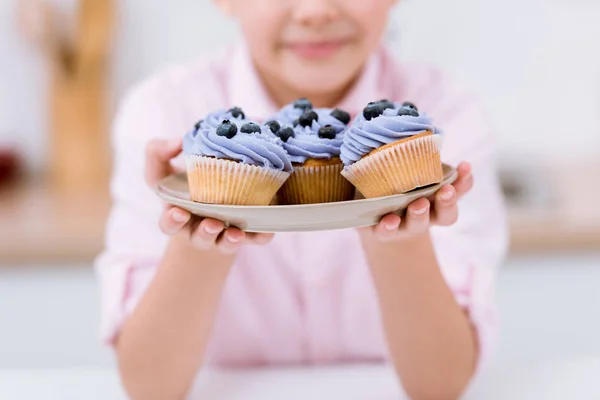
[{"x1": 1, "y1": 358, "x2": 600, "y2": 400}]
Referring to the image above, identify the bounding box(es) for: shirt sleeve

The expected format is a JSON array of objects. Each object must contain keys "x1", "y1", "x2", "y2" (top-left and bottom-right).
[
  {"x1": 405, "y1": 67, "x2": 509, "y2": 373},
  {"x1": 94, "y1": 76, "x2": 189, "y2": 345}
]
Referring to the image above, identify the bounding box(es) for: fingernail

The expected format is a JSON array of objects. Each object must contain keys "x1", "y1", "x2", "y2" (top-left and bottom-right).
[
  {"x1": 204, "y1": 224, "x2": 222, "y2": 235},
  {"x1": 384, "y1": 222, "x2": 397, "y2": 231},
  {"x1": 227, "y1": 234, "x2": 241, "y2": 243},
  {"x1": 412, "y1": 206, "x2": 428, "y2": 215},
  {"x1": 440, "y1": 190, "x2": 454, "y2": 201},
  {"x1": 172, "y1": 209, "x2": 188, "y2": 222}
]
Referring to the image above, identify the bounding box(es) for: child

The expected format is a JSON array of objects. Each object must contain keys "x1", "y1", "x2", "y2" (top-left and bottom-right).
[{"x1": 96, "y1": 1, "x2": 508, "y2": 399}]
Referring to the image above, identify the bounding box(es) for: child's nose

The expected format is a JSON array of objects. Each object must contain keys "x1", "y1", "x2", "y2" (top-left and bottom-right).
[{"x1": 292, "y1": 0, "x2": 340, "y2": 26}]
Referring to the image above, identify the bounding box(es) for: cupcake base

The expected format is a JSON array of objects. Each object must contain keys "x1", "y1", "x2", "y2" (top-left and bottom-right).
[
  {"x1": 185, "y1": 155, "x2": 290, "y2": 205},
  {"x1": 277, "y1": 157, "x2": 355, "y2": 205},
  {"x1": 341, "y1": 132, "x2": 443, "y2": 198}
]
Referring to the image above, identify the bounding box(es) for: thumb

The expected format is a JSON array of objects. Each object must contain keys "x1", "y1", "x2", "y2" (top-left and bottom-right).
[{"x1": 145, "y1": 137, "x2": 183, "y2": 186}]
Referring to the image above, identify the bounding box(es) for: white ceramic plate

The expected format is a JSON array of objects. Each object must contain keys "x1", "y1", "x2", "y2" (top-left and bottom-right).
[{"x1": 156, "y1": 164, "x2": 457, "y2": 232}]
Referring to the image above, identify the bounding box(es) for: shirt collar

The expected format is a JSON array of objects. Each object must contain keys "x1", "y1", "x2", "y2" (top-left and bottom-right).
[{"x1": 228, "y1": 42, "x2": 389, "y2": 121}]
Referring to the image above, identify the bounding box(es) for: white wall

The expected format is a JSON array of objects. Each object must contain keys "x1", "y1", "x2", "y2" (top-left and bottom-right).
[
  {"x1": 111, "y1": 0, "x2": 237, "y2": 102},
  {"x1": 392, "y1": 0, "x2": 600, "y2": 160},
  {"x1": 2, "y1": 0, "x2": 600, "y2": 170}
]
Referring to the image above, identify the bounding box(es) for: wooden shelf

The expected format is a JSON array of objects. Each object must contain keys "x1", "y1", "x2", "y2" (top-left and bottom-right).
[
  {"x1": 4, "y1": 0, "x2": 115, "y2": 264},
  {"x1": 510, "y1": 214, "x2": 600, "y2": 254},
  {"x1": 0, "y1": 178, "x2": 111, "y2": 264},
  {"x1": 508, "y1": 161, "x2": 600, "y2": 254}
]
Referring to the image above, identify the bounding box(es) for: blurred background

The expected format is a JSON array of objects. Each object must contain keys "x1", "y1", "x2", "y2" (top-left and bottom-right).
[{"x1": 1, "y1": 0, "x2": 599, "y2": 393}]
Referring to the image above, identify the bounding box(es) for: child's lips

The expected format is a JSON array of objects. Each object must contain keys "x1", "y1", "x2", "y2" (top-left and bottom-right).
[{"x1": 285, "y1": 39, "x2": 348, "y2": 59}]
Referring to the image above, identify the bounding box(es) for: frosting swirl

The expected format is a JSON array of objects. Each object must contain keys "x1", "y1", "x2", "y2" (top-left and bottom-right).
[
  {"x1": 276, "y1": 122, "x2": 344, "y2": 164},
  {"x1": 198, "y1": 109, "x2": 246, "y2": 129},
  {"x1": 268, "y1": 105, "x2": 349, "y2": 164},
  {"x1": 269, "y1": 104, "x2": 304, "y2": 126},
  {"x1": 183, "y1": 122, "x2": 293, "y2": 172},
  {"x1": 340, "y1": 107, "x2": 440, "y2": 166},
  {"x1": 269, "y1": 105, "x2": 347, "y2": 132},
  {"x1": 314, "y1": 109, "x2": 348, "y2": 132}
]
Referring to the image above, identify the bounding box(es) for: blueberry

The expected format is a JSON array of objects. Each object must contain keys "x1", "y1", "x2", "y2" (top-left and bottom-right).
[
  {"x1": 402, "y1": 101, "x2": 418, "y2": 111},
  {"x1": 293, "y1": 119, "x2": 299, "y2": 127},
  {"x1": 276, "y1": 126, "x2": 295, "y2": 142},
  {"x1": 397, "y1": 107, "x2": 419, "y2": 117},
  {"x1": 378, "y1": 99, "x2": 395, "y2": 110},
  {"x1": 194, "y1": 119, "x2": 203, "y2": 130},
  {"x1": 228, "y1": 106, "x2": 245, "y2": 119},
  {"x1": 363, "y1": 103, "x2": 385, "y2": 120},
  {"x1": 330, "y1": 108, "x2": 350, "y2": 125},
  {"x1": 318, "y1": 125, "x2": 337, "y2": 139},
  {"x1": 216, "y1": 120, "x2": 238, "y2": 138},
  {"x1": 240, "y1": 122, "x2": 261, "y2": 134},
  {"x1": 299, "y1": 110, "x2": 318, "y2": 127},
  {"x1": 265, "y1": 120, "x2": 281, "y2": 134},
  {"x1": 293, "y1": 98, "x2": 313, "y2": 111}
]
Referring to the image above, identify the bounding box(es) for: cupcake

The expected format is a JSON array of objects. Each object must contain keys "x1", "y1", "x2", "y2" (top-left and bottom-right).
[
  {"x1": 266, "y1": 99, "x2": 355, "y2": 204},
  {"x1": 340, "y1": 100, "x2": 443, "y2": 198},
  {"x1": 183, "y1": 113, "x2": 293, "y2": 205}
]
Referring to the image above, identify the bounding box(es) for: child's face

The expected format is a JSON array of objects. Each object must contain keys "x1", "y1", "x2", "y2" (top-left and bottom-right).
[{"x1": 219, "y1": 0, "x2": 397, "y2": 97}]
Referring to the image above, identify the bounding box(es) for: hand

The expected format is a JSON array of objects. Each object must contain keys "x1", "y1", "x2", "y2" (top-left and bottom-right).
[
  {"x1": 145, "y1": 138, "x2": 274, "y2": 254},
  {"x1": 360, "y1": 162, "x2": 474, "y2": 242}
]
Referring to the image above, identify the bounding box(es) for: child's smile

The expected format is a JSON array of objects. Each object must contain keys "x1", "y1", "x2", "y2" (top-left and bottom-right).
[{"x1": 283, "y1": 38, "x2": 352, "y2": 60}]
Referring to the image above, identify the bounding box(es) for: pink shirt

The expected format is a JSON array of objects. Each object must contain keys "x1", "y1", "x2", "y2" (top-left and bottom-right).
[{"x1": 95, "y1": 44, "x2": 508, "y2": 371}]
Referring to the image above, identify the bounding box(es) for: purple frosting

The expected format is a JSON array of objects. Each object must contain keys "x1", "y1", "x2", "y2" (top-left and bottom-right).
[
  {"x1": 198, "y1": 109, "x2": 246, "y2": 129},
  {"x1": 314, "y1": 109, "x2": 348, "y2": 132},
  {"x1": 269, "y1": 105, "x2": 347, "y2": 132},
  {"x1": 268, "y1": 105, "x2": 348, "y2": 164},
  {"x1": 277, "y1": 124, "x2": 344, "y2": 164},
  {"x1": 268, "y1": 104, "x2": 304, "y2": 126},
  {"x1": 183, "y1": 123, "x2": 293, "y2": 172},
  {"x1": 340, "y1": 107, "x2": 440, "y2": 166}
]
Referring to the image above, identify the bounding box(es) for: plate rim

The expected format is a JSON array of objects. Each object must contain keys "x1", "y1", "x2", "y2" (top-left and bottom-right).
[{"x1": 155, "y1": 163, "x2": 458, "y2": 210}]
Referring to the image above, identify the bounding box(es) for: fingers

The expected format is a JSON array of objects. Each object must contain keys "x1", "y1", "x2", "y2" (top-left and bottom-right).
[
  {"x1": 428, "y1": 161, "x2": 469, "y2": 225},
  {"x1": 457, "y1": 161, "x2": 471, "y2": 177},
  {"x1": 159, "y1": 206, "x2": 191, "y2": 235},
  {"x1": 369, "y1": 198, "x2": 431, "y2": 242},
  {"x1": 216, "y1": 227, "x2": 246, "y2": 254},
  {"x1": 373, "y1": 214, "x2": 402, "y2": 242},
  {"x1": 188, "y1": 219, "x2": 270, "y2": 254},
  {"x1": 167, "y1": 212, "x2": 274, "y2": 253},
  {"x1": 190, "y1": 218, "x2": 226, "y2": 251},
  {"x1": 432, "y1": 185, "x2": 459, "y2": 226},
  {"x1": 452, "y1": 162, "x2": 473, "y2": 199},
  {"x1": 404, "y1": 198, "x2": 431, "y2": 233},
  {"x1": 145, "y1": 137, "x2": 183, "y2": 187},
  {"x1": 359, "y1": 161, "x2": 474, "y2": 241}
]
